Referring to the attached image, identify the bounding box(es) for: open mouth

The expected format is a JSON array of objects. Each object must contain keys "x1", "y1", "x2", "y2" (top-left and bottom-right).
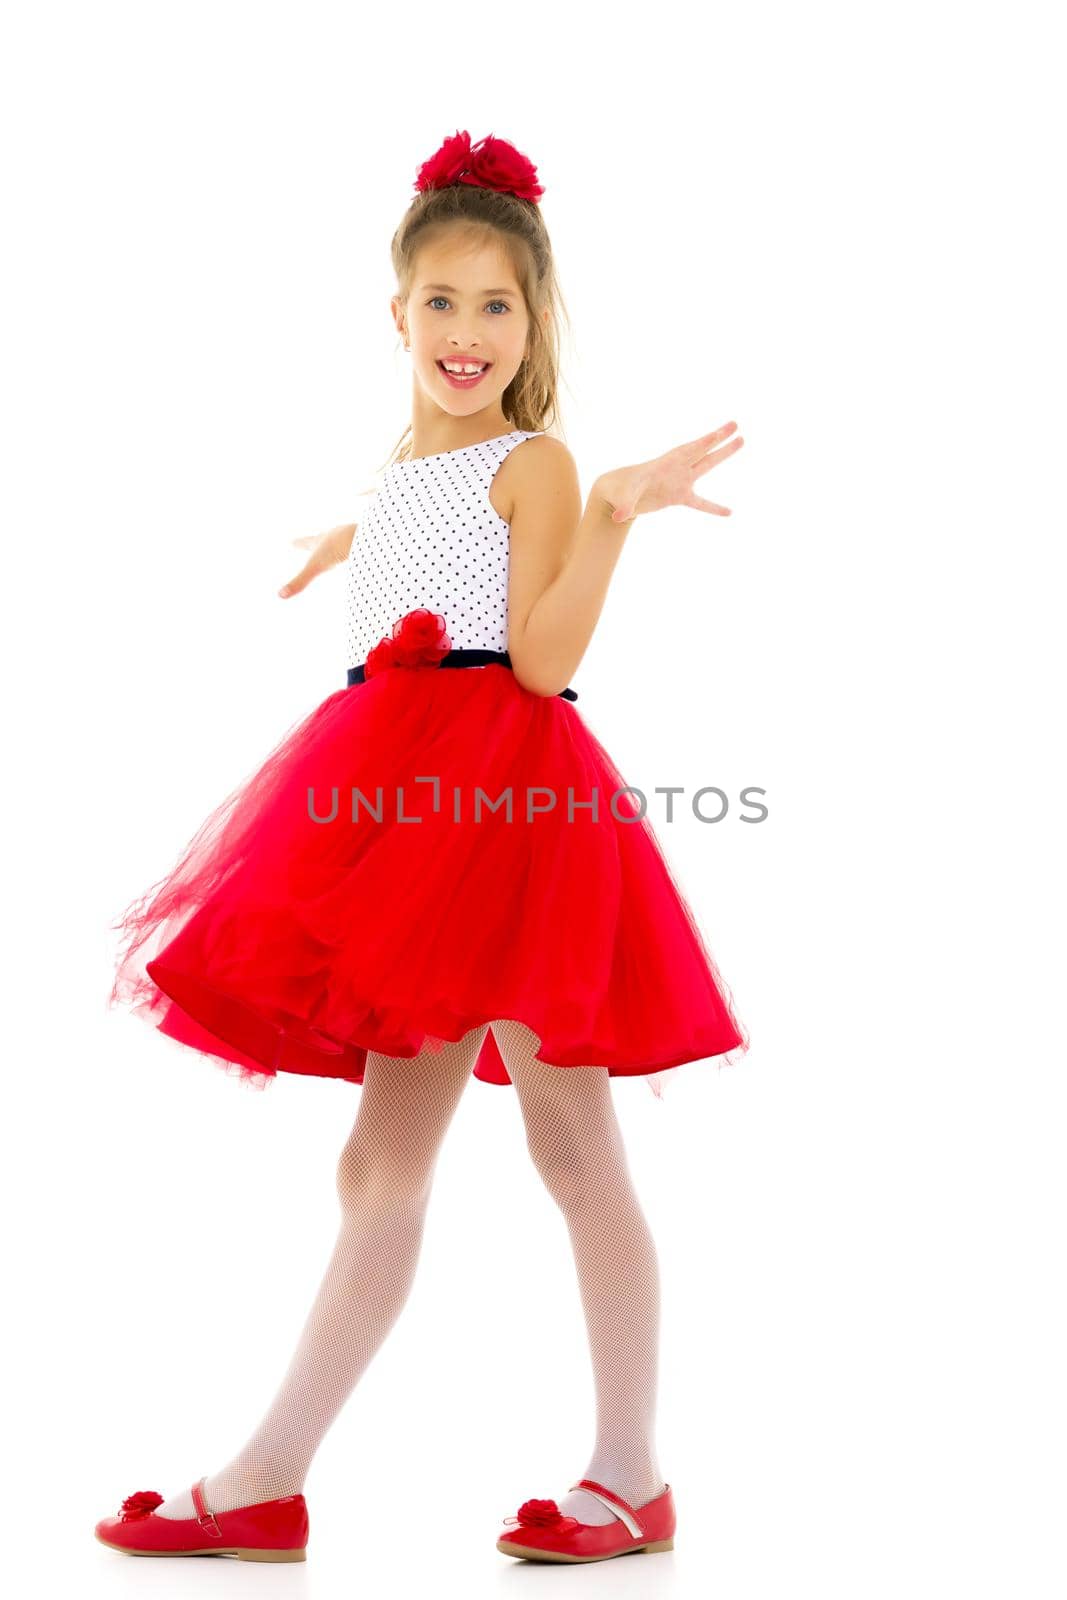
[{"x1": 437, "y1": 360, "x2": 492, "y2": 389}]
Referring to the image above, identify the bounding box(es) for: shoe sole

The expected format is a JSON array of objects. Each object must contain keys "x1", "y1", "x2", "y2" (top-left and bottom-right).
[
  {"x1": 496, "y1": 1536, "x2": 674, "y2": 1562},
  {"x1": 95, "y1": 1531, "x2": 305, "y2": 1562}
]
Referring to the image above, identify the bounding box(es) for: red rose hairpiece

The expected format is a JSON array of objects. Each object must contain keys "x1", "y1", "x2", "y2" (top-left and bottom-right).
[{"x1": 414, "y1": 129, "x2": 544, "y2": 205}]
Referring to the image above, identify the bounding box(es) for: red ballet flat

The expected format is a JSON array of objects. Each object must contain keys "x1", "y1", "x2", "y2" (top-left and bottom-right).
[
  {"x1": 497, "y1": 1476, "x2": 676, "y2": 1563},
  {"x1": 94, "y1": 1476, "x2": 309, "y2": 1561}
]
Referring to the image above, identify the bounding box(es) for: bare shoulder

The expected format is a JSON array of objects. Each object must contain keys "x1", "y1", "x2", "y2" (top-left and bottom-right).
[
  {"x1": 499, "y1": 435, "x2": 583, "y2": 648},
  {"x1": 491, "y1": 433, "x2": 580, "y2": 527}
]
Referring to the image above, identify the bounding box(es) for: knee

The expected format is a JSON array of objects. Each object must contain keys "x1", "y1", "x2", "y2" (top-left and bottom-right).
[
  {"x1": 335, "y1": 1138, "x2": 433, "y2": 1215},
  {"x1": 526, "y1": 1128, "x2": 603, "y2": 1215}
]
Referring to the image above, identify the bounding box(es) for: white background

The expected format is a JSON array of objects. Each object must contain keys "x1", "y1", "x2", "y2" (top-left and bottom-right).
[{"x1": 2, "y1": 2, "x2": 1063, "y2": 1596}]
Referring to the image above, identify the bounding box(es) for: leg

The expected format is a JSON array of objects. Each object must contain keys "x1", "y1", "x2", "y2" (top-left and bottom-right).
[
  {"x1": 490, "y1": 1019, "x2": 666, "y2": 1527},
  {"x1": 157, "y1": 1023, "x2": 489, "y2": 1518}
]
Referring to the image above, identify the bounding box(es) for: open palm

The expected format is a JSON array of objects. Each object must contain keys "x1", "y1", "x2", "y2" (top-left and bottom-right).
[
  {"x1": 278, "y1": 522, "x2": 356, "y2": 598},
  {"x1": 598, "y1": 421, "x2": 745, "y2": 524}
]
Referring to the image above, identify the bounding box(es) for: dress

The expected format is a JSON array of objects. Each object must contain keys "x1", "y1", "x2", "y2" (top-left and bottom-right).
[{"x1": 109, "y1": 428, "x2": 749, "y2": 1092}]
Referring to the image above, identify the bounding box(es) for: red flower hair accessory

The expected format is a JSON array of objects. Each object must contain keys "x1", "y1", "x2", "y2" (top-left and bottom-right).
[
  {"x1": 364, "y1": 607, "x2": 452, "y2": 679},
  {"x1": 502, "y1": 1497, "x2": 581, "y2": 1532},
  {"x1": 414, "y1": 129, "x2": 544, "y2": 205},
  {"x1": 119, "y1": 1489, "x2": 165, "y2": 1521}
]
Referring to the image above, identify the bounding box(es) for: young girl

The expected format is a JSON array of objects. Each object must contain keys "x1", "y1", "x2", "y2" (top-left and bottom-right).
[{"x1": 95, "y1": 128, "x2": 749, "y2": 1567}]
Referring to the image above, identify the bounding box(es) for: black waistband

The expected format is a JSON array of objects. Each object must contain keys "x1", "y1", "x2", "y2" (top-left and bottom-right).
[{"x1": 346, "y1": 649, "x2": 578, "y2": 702}]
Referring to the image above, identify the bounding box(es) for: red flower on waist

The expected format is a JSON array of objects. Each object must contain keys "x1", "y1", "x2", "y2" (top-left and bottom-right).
[{"x1": 364, "y1": 608, "x2": 452, "y2": 679}]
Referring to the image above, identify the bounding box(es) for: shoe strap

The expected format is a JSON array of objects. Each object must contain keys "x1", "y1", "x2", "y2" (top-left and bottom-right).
[
  {"x1": 568, "y1": 1478, "x2": 644, "y2": 1538},
  {"x1": 190, "y1": 1476, "x2": 223, "y2": 1540}
]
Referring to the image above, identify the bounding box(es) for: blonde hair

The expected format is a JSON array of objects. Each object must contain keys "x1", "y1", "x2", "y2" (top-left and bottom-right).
[{"x1": 376, "y1": 182, "x2": 573, "y2": 476}]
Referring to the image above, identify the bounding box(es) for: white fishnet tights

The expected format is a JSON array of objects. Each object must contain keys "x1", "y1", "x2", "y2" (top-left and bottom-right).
[{"x1": 155, "y1": 1019, "x2": 665, "y2": 1530}]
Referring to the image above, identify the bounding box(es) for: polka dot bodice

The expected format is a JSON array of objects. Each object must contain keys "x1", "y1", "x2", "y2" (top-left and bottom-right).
[{"x1": 345, "y1": 429, "x2": 544, "y2": 671}]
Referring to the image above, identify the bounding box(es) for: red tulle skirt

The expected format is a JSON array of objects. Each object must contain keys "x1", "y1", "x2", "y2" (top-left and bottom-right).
[{"x1": 109, "y1": 661, "x2": 749, "y2": 1094}]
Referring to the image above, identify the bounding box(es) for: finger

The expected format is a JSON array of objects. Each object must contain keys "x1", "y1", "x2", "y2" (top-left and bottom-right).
[
  {"x1": 693, "y1": 436, "x2": 745, "y2": 473},
  {"x1": 278, "y1": 559, "x2": 318, "y2": 597},
  {"x1": 679, "y1": 421, "x2": 737, "y2": 457},
  {"x1": 290, "y1": 534, "x2": 319, "y2": 550},
  {"x1": 685, "y1": 495, "x2": 732, "y2": 516}
]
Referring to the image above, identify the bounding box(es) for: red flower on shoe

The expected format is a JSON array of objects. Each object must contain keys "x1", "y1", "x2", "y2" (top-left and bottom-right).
[
  {"x1": 510, "y1": 1497, "x2": 580, "y2": 1531},
  {"x1": 119, "y1": 1489, "x2": 165, "y2": 1521},
  {"x1": 364, "y1": 608, "x2": 452, "y2": 679}
]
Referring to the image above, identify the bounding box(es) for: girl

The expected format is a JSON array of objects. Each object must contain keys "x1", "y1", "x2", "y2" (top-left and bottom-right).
[{"x1": 95, "y1": 128, "x2": 749, "y2": 1567}]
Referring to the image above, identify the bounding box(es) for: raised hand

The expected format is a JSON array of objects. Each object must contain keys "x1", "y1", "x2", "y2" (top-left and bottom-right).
[
  {"x1": 278, "y1": 522, "x2": 357, "y2": 598},
  {"x1": 596, "y1": 421, "x2": 745, "y2": 524}
]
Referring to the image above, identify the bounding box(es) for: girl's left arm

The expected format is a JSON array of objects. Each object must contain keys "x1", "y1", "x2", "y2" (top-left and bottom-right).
[
  {"x1": 507, "y1": 423, "x2": 743, "y2": 697},
  {"x1": 507, "y1": 440, "x2": 631, "y2": 697}
]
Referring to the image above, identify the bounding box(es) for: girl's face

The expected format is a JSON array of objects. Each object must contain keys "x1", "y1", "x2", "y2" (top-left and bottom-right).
[{"x1": 394, "y1": 234, "x2": 532, "y2": 423}]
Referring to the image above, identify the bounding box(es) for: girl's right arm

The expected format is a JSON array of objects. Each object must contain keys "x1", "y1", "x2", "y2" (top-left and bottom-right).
[{"x1": 278, "y1": 521, "x2": 357, "y2": 598}]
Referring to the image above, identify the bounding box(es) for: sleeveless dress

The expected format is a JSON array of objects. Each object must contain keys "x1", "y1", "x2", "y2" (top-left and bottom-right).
[{"x1": 109, "y1": 428, "x2": 749, "y2": 1093}]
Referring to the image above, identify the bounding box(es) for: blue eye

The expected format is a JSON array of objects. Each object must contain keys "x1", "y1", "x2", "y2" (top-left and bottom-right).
[{"x1": 427, "y1": 296, "x2": 510, "y2": 315}]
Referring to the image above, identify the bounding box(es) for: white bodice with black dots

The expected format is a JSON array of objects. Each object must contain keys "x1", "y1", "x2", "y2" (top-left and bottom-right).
[{"x1": 344, "y1": 429, "x2": 544, "y2": 671}]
